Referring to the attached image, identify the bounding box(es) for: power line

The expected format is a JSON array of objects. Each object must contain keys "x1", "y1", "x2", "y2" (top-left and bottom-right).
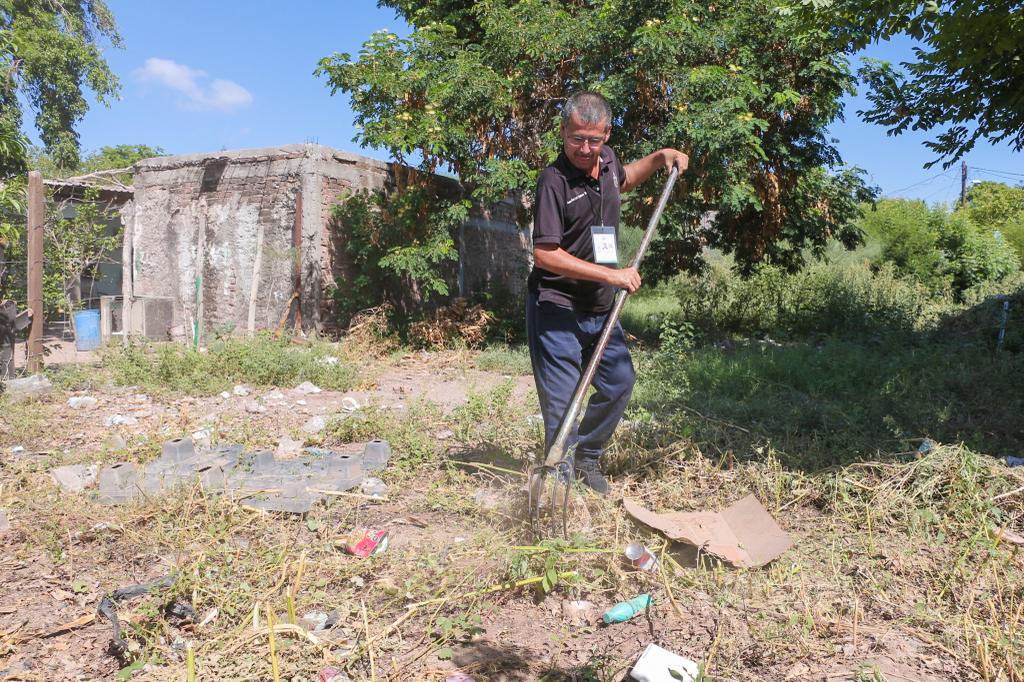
[
  {"x1": 969, "y1": 166, "x2": 1024, "y2": 178},
  {"x1": 888, "y1": 168, "x2": 953, "y2": 195}
]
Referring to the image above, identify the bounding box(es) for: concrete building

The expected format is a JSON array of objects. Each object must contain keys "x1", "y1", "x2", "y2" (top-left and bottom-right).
[{"x1": 124, "y1": 144, "x2": 529, "y2": 341}]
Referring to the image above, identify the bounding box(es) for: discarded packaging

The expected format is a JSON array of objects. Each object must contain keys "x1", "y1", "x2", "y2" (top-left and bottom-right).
[
  {"x1": 104, "y1": 414, "x2": 138, "y2": 427},
  {"x1": 341, "y1": 396, "x2": 360, "y2": 412},
  {"x1": 232, "y1": 384, "x2": 250, "y2": 396},
  {"x1": 341, "y1": 528, "x2": 389, "y2": 557},
  {"x1": 1006, "y1": 456, "x2": 1024, "y2": 468},
  {"x1": 67, "y1": 395, "x2": 98, "y2": 409},
  {"x1": 360, "y1": 477, "x2": 387, "y2": 498},
  {"x1": 917, "y1": 438, "x2": 938, "y2": 455},
  {"x1": 295, "y1": 381, "x2": 322, "y2": 394},
  {"x1": 629, "y1": 643, "x2": 699, "y2": 682},
  {"x1": 623, "y1": 494, "x2": 792, "y2": 568},
  {"x1": 602, "y1": 594, "x2": 652, "y2": 624},
  {"x1": 625, "y1": 543, "x2": 658, "y2": 571}
]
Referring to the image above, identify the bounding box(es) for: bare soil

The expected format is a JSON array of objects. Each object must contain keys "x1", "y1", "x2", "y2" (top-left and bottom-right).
[{"x1": 0, "y1": 351, "x2": 1016, "y2": 681}]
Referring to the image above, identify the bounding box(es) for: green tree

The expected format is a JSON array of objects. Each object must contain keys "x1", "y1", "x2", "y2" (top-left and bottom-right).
[
  {"x1": 0, "y1": 0, "x2": 121, "y2": 176},
  {"x1": 317, "y1": 0, "x2": 875, "y2": 283},
  {"x1": 798, "y1": 0, "x2": 1024, "y2": 166}
]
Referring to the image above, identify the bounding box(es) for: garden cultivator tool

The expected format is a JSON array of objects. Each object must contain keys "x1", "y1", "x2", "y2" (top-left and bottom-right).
[{"x1": 528, "y1": 166, "x2": 680, "y2": 539}]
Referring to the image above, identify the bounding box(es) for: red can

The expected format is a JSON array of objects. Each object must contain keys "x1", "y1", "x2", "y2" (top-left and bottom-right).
[{"x1": 342, "y1": 528, "x2": 389, "y2": 558}]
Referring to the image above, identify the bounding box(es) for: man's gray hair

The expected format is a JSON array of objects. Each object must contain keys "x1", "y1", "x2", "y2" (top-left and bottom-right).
[{"x1": 562, "y1": 91, "x2": 612, "y2": 127}]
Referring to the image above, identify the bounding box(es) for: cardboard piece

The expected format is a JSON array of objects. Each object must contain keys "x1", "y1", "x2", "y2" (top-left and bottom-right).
[{"x1": 622, "y1": 494, "x2": 792, "y2": 568}]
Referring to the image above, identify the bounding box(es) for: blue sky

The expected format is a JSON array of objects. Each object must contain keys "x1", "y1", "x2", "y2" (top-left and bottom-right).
[{"x1": 40, "y1": 0, "x2": 1022, "y2": 202}]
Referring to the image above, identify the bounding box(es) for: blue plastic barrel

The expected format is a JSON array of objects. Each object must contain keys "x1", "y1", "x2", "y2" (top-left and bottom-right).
[{"x1": 73, "y1": 309, "x2": 102, "y2": 351}]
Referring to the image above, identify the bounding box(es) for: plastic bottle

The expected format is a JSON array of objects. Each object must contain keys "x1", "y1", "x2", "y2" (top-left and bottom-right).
[{"x1": 602, "y1": 593, "x2": 653, "y2": 624}]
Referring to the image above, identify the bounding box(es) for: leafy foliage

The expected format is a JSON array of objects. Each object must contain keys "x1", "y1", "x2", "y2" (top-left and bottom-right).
[
  {"x1": 797, "y1": 0, "x2": 1024, "y2": 165},
  {"x1": 329, "y1": 181, "x2": 467, "y2": 325},
  {"x1": 317, "y1": 0, "x2": 875, "y2": 280},
  {"x1": 964, "y1": 181, "x2": 1024, "y2": 263},
  {"x1": 862, "y1": 198, "x2": 1021, "y2": 298},
  {"x1": 0, "y1": 0, "x2": 121, "y2": 173}
]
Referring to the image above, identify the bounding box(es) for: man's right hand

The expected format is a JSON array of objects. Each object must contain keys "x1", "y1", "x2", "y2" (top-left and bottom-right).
[{"x1": 607, "y1": 267, "x2": 641, "y2": 293}]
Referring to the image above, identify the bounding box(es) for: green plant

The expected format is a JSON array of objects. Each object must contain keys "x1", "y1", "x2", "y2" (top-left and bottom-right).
[
  {"x1": 317, "y1": 0, "x2": 876, "y2": 281},
  {"x1": 330, "y1": 183, "x2": 467, "y2": 326}
]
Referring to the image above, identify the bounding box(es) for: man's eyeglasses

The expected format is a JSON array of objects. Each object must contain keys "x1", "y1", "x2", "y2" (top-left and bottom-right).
[{"x1": 566, "y1": 135, "x2": 605, "y2": 148}]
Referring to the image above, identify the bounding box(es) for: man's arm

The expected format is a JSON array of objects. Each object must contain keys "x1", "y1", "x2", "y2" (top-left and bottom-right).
[
  {"x1": 621, "y1": 149, "x2": 688, "y2": 192},
  {"x1": 533, "y1": 244, "x2": 641, "y2": 293}
]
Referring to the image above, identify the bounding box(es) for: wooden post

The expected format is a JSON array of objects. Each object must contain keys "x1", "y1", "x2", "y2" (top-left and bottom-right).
[
  {"x1": 27, "y1": 171, "x2": 44, "y2": 373},
  {"x1": 960, "y1": 161, "x2": 968, "y2": 206}
]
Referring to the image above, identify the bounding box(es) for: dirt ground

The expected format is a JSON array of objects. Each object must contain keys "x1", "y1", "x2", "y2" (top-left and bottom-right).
[{"x1": 0, "y1": 351, "x2": 1019, "y2": 681}]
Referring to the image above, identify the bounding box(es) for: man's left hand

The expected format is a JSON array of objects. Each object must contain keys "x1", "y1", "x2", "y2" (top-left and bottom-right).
[{"x1": 660, "y1": 149, "x2": 689, "y2": 173}]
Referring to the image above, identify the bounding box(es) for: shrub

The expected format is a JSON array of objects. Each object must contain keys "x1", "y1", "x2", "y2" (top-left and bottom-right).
[{"x1": 673, "y1": 259, "x2": 939, "y2": 339}]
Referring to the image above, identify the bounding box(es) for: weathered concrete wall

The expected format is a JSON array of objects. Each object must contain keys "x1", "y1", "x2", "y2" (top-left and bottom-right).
[{"x1": 129, "y1": 144, "x2": 528, "y2": 339}]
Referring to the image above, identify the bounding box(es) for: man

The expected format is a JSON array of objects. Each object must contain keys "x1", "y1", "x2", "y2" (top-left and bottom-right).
[{"x1": 527, "y1": 91, "x2": 688, "y2": 494}]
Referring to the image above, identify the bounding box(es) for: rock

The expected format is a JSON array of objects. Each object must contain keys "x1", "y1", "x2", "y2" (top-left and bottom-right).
[
  {"x1": 51, "y1": 464, "x2": 99, "y2": 493},
  {"x1": 67, "y1": 396, "x2": 98, "y2": 409},
  {"x1": 294, "y1": 381, "x2": 322, "y2": 395},
  {"x1": 263, "y1": 391, "x2": 286, "y2": 402},
  {"x1": 233, "y1": 384, "x2": 251, "y2": 397},
  {"x1": 104, "y1": 414, "x2": 138, "y2": 427},
  {"x1": 360, "y1": 477, "x2": 387, "y2": 498},
  {"x1": 244, "y1": 400, "x2": 267, "y2": 414},
  {"x1": 192, "y1": 428, "x2": 213, "y2": 447},
  {"x1": 4, "y1": 374, "x2": 53, "y2": 402},
  {"x1": 219, "y1": 391, "x2": 231, "y2": 400},
  {"x1": 341, "y1": 396, "x2": 360, "y2": 413},
  {"x1": 472, "y1": 488, "x2": 501, "y2": 510},
  {"x1": 106, "y1": 434, "x2": 128, "y2": 450},
  {"x1": 435, "y1": 429, "x2": 454, "y2": 440},
  {"x1": 0, "y1": 509, "x2": 9, "y2": 533},
  {"x1": 302, "y1": 415, "x2": 327, "y2": 434},
  {"x1": 275, "y1": 437, "x2": 304, "y2": 459}
]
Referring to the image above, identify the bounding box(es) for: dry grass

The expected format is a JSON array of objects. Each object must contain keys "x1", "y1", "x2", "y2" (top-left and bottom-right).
[{"x1": 1, "y1": 350, "x2": 1022, "y2": 681}]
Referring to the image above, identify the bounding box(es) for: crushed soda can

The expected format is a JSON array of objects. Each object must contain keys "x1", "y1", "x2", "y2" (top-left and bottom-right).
[
  {"x1": 624, "y1": 542, "x2": 658, "y2": 571},
  {"x1": 341, "y1": 528, "x2": 389, "y2": 558}
]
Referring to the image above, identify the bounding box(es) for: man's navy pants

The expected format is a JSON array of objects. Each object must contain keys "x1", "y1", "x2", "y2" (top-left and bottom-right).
[{"x1": 526, "y1": 292, "x2": 636, "y2": 463}]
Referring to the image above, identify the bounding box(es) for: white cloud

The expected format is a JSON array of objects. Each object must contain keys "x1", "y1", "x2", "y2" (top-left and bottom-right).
[{"x1": 135, "y1": 57, "x2": 253, "y2": 112}]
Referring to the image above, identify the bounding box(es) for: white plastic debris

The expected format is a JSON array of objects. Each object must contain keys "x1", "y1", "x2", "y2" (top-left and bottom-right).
[
  {"x1": 294, "y1": 381, "x2": 322, "y2": 395},
  {"x1": 341, "y1": 396, "x2": 360, "y2": 413},
  {"x1": 233, "y1": 384, "x2": 251, "y2": 397},
  {"x1": 317, "y1": 356, "x2": 339, "y2": 366},
  {"x1": 67, "y1": 396, "x2": 98, "y2": 409},
  {"x1": 11, "y1": 445, "x2": 25, "y2": 454},
  {"x1": 219, "y1": 391, "x2": 231, "y2": 400},
  {"x1": 263, "y1": 391, "x2": 286, "y2": 402},
  {"x1": 630, "y1": 644, "x2": 699, "y2": 682},
  {"x1": 360, "y1": 477, "x2": 387, "y2": 498},
  {"x1": 104, "y1": 414, "x2": 138, "y2": 427}
]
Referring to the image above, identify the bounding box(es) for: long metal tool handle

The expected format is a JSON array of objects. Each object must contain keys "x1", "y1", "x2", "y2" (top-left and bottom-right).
[{"x1": 542, "y1": 166, "x2": 679, "y2": 467}]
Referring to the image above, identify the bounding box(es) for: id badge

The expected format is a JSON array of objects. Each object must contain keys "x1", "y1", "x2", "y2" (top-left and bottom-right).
[{"x1": 590, "y1": 225, "x2": 618, "y2": 265}]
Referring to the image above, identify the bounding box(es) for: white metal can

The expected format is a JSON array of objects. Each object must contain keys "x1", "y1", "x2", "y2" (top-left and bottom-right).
[{"x1": 625, "y1": 542, "x2": 658, "y2": 571}]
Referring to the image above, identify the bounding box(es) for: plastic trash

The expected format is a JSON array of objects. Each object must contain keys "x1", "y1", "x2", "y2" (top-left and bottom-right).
[
  {"x1": 1006, "y1": 456, "x2": 1024, "y2": 468},
  {"x1": 341, "y1": 529, "x2": 388, "y2": 557},
  {"x1": 363, "y1": 439, "x2": 391, "y2": 471},
  {"x1": 360, "y1": 477, "x2": 387, "y2": 498},
  {"x1": 602, "y1": 594, "x2": 653, "y2": 624},
  {"x1": 629, "y1": 643, "x2": 699, "y2": 682},
  {"x1": 67, "y1": 396, "x2": 98, "y2": 409}
]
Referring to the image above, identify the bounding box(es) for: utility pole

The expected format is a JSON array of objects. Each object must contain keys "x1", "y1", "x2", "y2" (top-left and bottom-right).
[
  {"x1": 27, "y1": 171, "x2": 44, "y2": 373},
  {"x1": 960, "y1": 161, "x2": 968, "y2": 206}
]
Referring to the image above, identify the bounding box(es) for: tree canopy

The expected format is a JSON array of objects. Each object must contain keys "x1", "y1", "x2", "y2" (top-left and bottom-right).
[
  {"x1": 318, "y1": 0, "x2": 876, "y2": 279},
  {"x1": 0, "y1": 0, "x2": 121, "y2": 177},
  {"x1": 799, "y1": 0, "x2": 1024, "y2": 167}
]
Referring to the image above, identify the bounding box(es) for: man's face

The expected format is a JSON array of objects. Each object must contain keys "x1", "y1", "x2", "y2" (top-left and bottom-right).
[{"x1": 561, "y1": 114, "x2": 610, "y2": 172}]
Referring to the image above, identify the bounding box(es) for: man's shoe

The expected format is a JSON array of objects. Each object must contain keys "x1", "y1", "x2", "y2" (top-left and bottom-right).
[{"x1": 574, "y1": 458, "x2": 609, "y2": 495}]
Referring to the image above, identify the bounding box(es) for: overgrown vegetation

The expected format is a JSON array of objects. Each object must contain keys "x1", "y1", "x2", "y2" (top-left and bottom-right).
[{"x1": 102, "y1": 334, "x2": 359, "y2": 395}]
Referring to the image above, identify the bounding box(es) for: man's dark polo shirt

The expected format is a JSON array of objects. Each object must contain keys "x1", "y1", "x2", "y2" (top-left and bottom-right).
[{"x1": 528, "y1": 146, "x2": 626, "y2": 313}]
